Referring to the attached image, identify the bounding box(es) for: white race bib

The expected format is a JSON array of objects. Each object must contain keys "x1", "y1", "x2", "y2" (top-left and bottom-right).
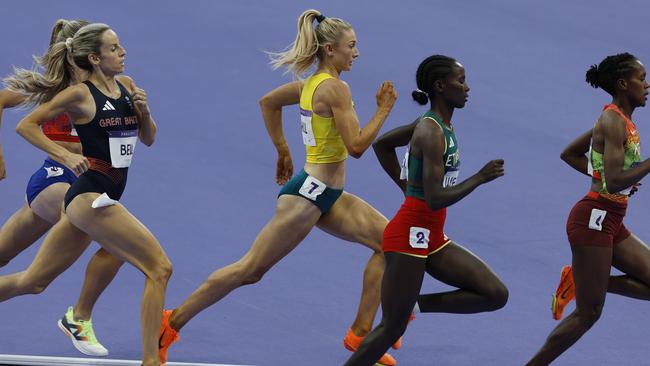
[
  {"x1": 588, "y1": 208, "x2": 607, "y2": 231},
  {"x1": 409, "y1": 227, "x2": 430, "y2": 249},
  {"x1": 400, "y1": 149, "x2": 409, "y2": 180},
  {"x1": 298, "y1": 175, "x2": 326, "y2": 201},
  {"x1": 443, "y1": 169, "x2": 459, "y2": 188},
  {"x1": 108, "y1": 130, "x2": 138, "y2": 168},
  {"x1": 300, "y1": 108, "x2": 316, "y2": 147}
]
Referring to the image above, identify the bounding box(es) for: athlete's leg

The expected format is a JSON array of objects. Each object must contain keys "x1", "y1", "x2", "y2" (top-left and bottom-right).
[
  {"x1": 65, "y1": 193, "x2": 172, "y2": 366},
  {"x1": 169, "y1": 195, "x2": 321, "y2": 331},
  {"x1": 526, "y1": 245, "x2": 611, "y2": 366},
  {"x1": 73, "y1": 248, "x2": 124, "y2": 320},
  {"x1": 418, "y1": 242, "x2": 508, "y2": 313},
  {"x1": 344, "y1": 252, "x2": 425, "y2": 366},
  {"x1": 0, "y1": 204, "x2": 52, "y2": 267},
  {"x1": 316, "y1": 192, "x2": 387, "y2": 335},
  {"x1": 0, "y1": 214, "x2": 92, "y2": 301},
  {"x1": 0, "y1": 182, "x2": 71, "y2": 266},
  {"x1": 608, "y1": 233, "x2": 650, "y2": 299}
]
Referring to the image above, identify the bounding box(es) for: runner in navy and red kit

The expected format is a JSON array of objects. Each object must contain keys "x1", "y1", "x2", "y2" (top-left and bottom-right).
[
  {"x1": 345, "y1": 55, "x2": 508, "y2": 366},
  {"x1": 0, "y1": 23, "x2": 170, "y2": 366},
  {"x1": 1, "y1": 19, "x2": 126, "y2": 357}
]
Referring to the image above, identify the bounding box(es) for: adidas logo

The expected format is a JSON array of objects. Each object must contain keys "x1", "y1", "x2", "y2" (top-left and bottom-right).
[{"x1": 102, "y1": 100, "x2": 116, "y2": 111}]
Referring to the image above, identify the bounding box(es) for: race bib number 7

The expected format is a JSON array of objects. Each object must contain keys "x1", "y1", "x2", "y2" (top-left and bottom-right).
[
  {"x1": 299, "y1": 175, "x2": 326, "y2": 201},
  {"x1": 108, "y1": 130, "x2": 138, "y2": 168}
]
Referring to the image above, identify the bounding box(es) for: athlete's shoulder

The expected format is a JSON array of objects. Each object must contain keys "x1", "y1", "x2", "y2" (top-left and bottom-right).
[
  {"x1": 57, "y1": 83, "x2": 91, "y2": 103},
  {"x1": 116, "y1": 75, "x2": 137, "y2": 93},
  {"x1": 319, "y1": 78, "x2": 351, "y2": 100}
]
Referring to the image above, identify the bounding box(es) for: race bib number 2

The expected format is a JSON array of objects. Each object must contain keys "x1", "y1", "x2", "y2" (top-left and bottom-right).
[
  {"x1": 409, "y1": 227, "x2": 430, "y2": 249},
  {"x1": 108, "y1": 130, "x2": 138, "y2": 168}
]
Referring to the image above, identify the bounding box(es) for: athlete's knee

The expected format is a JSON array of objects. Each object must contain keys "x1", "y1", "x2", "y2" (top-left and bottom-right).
[
  {"x1": 20, "y1": 273, "x2": 53, "y2": 295},
  {"x1": 233, "y1": 259, "x2": 269, "y2": 286},
  {"x1": 576, "y1": 302, "x2": 604, "y2": 328},
  {"x1": 486, "y1": 281, "x2": 509, "y2": 310},
  {"x1": 381, "y1": 318, "x2": 408, "y2": 342},
  {"x1": 148, "y1": 258, "x2": 173, "y2": 284}
]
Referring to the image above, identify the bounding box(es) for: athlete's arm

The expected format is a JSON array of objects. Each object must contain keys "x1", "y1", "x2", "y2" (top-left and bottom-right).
[
  {"x1": 15, "y1": 85, "x2": 89, "y2": 175},
  {"x1": 328, "y1": 80, "x2": 396, "y2": 158},
  {"x1": 560, "y1": 129, "x2": 592, "y2": 176},
  {"x1": 601, "y1": 112, "x2": 650, "y2": 192},
  {"x1": 0, "y1": 89, "x2": 27, "y2": 180},
  {"x1": 372, "y1": 118, "x2": 419, "y2": 193},
  {"x1": 420, "y1": 123, "x2": 504, "y2": 211},
  {"x1": 118, "y1": 76, "x2": 156, "y2": 146},
  {"x1": 259, "y1": 81, "x2": 302, "y2": 184}
]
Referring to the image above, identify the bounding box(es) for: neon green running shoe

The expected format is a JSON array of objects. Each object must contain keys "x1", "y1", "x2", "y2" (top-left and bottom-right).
[{"x1": 57, "y1": 306, "x2": 108, "y2": 356}]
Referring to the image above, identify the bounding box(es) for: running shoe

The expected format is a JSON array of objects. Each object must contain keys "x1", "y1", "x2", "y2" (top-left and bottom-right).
[
  {"x1": 57, "y1": 306, "x2": 108, "y2": 356},
  {"x1": 159, "y1": 309, "x2": 180, "y2": 364},
  {"x1": 551, "y1": 265, "x2": 575, "y2": 320},
  {"x1": 343, "y1": 328, "x2": 396, "y2": 366}
]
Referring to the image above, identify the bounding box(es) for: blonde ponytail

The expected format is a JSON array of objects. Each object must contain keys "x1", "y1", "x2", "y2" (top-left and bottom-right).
[{"x1": 269, "y1": 9, "x2": 352, "y2": 78}]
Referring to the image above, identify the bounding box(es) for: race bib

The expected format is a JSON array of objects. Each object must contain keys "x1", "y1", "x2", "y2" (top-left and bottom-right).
[
  {"x1": 409, "y1": 227, "x2": 430, "y2": 249},
  {"x1": 300, "y1": 108, "x2": 316, "y2": 147},
  {"x1": 298, "y1": 175, "x2": 326, "y2": 201},
  {"x1": 443, "y1": 169, "x2": 459, "y2": 188},
  {"x1": 400, "y1": 149, "x2": 409, "y2": 180},
  {"x1": 108, "y1": 130, "x2": 138, "y2": 168},
  {"x1": 588, "y1": 208, "x2": 607, "y2": 231}
]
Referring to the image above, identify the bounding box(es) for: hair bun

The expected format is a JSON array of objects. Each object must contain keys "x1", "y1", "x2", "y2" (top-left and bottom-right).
[
  {"x1": 585, "y1": 64, "x2": 600, "y2": 88},
  {"x1": 412, "y1": 89, "x2": 429, "y2": 105}
]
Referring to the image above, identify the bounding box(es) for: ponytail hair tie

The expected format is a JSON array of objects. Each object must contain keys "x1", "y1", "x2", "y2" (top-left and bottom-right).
[
  {"x1": 64, "y1": 37, "x2": 74, "y2": 52},
  {"x1": 415, "y1": 88, "x2": 428, "y2": 97},
  {"x1": 315, "y1": 14, "x2": 326, "y2": 23}
]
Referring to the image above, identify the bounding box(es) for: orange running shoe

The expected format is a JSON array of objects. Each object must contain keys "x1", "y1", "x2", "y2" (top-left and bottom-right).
[
  {"x1": 391, "y1": 312, "x2": 415, "y2": 350},
  {"x1": 551, "y1": 265, "x2": 575, "y2": 320},
  {"x1": 343, "y1": 328, "x2": 397, "y2": 366},
  {"x1": 158, "y1": 310, "x2": 180, "y2": 364}
]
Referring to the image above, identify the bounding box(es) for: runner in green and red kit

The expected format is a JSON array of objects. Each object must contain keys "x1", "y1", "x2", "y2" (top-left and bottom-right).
[{"x1": 345, "y1": 55, "x2": 508, "y2": 366}]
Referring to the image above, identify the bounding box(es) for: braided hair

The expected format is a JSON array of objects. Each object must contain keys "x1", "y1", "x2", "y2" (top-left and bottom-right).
[
  {"x1": 412, "y1": 55, "x2": 457, "y2": 105},
  {"x1": 586, "y1": 53, "x2": 640, "y2": 95}
]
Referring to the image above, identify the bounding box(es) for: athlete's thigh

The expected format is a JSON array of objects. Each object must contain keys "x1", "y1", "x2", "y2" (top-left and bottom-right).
[
  {"x1": 25, "y1": 214, "x2": 92, "y2": 281},
  {"x1": 29, "y1": 183, "x2": 69, "y2": 224},
  {"x1": 612, "y1": 233, "x2": 650, "y2": 283},
  {"x1": 316, "y1": 191, "x2": 387, "y2": 249},
  {"x1": 239, "y1": 195, "x2": 321, "y2": 268},
  {"x1": 425, "y1": 242, "x2": 500, "y2": 290},
  {"x1": 570, "y1": 245, "x2": 612, "y2": 308},
  {"x1": 65, "y1": 193, "x2": 167, "y2": 272},
  {"x1": 0, "y1": 204, "x2": 52, "y2": 261},
  {"x1": 381, "y1": 252, "x2": 427, "y2": 317}
]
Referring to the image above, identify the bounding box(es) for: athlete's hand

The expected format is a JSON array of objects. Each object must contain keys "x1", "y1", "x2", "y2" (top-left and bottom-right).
[
  {"x1": 132, "y1": 88, "x2": 150, "y2": 117},
  {"x1": 376, "y1": 81, "x2": 397, "y2": 111},
  {"x1": 276, "y1": 150, "x2": 293, "y2": 185},
  {"x1": 61, "y1": 152, "x2": 89, "y2": 176},
  {"x1": 478, "y1": 159, "x2": 505, "y2": 183}
]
